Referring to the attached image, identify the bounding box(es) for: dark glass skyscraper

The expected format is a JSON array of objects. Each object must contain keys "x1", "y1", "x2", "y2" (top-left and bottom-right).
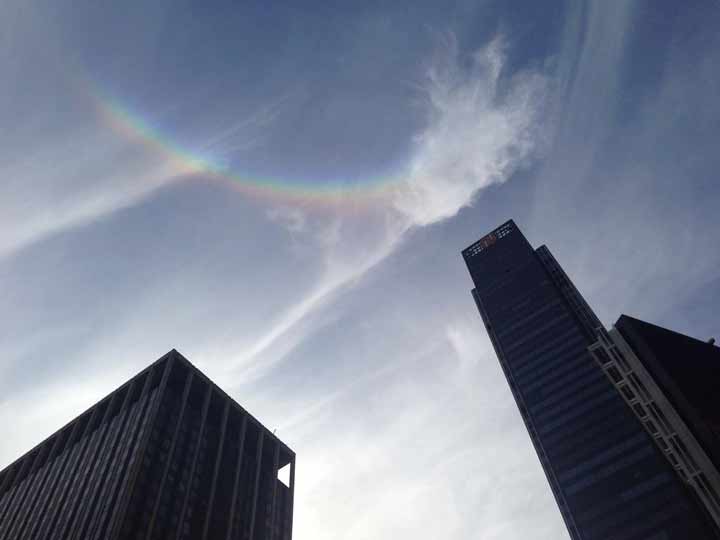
[
  {"x1": 463, "y1": 220, "x2": 717, "y2": 540},
  {"x1": 0, "y1": 349, "x2": 295, "y2": 540}
]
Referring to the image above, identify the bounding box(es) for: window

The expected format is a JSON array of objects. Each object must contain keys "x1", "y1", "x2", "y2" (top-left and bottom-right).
[
  {"x1": 620, "y1": 385, "x2": 635, "y2": 401},
  {"x1": 593, "y1": 347, "x2": 612, "y2": 366},
  {"x1": 671, "y1": 437, "x2": 699, "y2": 472},
  {"x1": 606, "y1": 366, "x2": 623, "y2": 383},
  {"x1": 676, "y1": 438, "x2": 698, "y2": 469},
  {"x1": 632, "y1": 403, "x2": 647, "y2": 418}
]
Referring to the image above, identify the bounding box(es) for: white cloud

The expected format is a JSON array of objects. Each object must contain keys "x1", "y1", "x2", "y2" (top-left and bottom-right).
[
  {"x1": 227, "y1": 34, "x2": 549, "y2": 377},
  {"x1": 6, "y1": 7, "x2": 688, "y2": 539},
  {"x1": 392, "y1": 34, "x2": 548, "y2": 226}
]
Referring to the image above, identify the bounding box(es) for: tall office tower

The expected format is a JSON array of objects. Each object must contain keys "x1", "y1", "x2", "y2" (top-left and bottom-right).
[
  {"x1": 589, "y1": 315, "x2": 720, "y2": 530},
  {"x1": 462, "y1": 220, "x2": 718, "y2": 540},
  {"x1": 0, "y1": 350, "x2": 295, "y2": 540}
]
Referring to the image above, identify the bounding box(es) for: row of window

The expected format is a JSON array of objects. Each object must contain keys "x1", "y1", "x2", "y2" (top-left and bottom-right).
[
  {"x1": 527, "y1": 366, "x2": 603, "y2": 414},
  {"x1": 565, "y1": 445, "x2": 656, "y2": 496},
  {"x1": 496, "y1": 299, "x2": 564, "y2": 340},
  {"x1": 546, "y1": 413, "x2": 642, "y2": 473},
  {"x1": 522, "y1": 355, "x2": 598, "y2": 406},
  {"x1": 576, "y1": 472, "x2": 671, "y2": 525},
  {"x1": 579, "y1": 486, "x2": 682, "y2": 540},
  {"x1": 502, "y1": 312, "x2": 574, "y2": 356},
  {"x1": 558, "y1": 432, "x2": 648, "y2": 483},
  {"x1": 538, "y1": 390, "x2": 617, "y2": 437},
  {"x1": 90, "y1": 391, "x2": 158, "y2": 540},
  {"x1": 0, "y1": 387, "x2": 153, "y2": 540},
  {"x1": 511, "y1": 331, "x2": 586, "y2": 380}
]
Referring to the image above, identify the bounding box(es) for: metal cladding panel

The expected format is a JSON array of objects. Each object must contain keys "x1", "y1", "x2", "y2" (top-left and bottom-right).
[
  {"x1": 464, "y1": 221, "x2": 720, "y2": 540},
  {"x1": 0, "y1": 350, "x2": 295, "y2": 540},
  {"x1": 0, "y1": 373, "x2": 157, "y2": 540},
  {"x1": 130, "y1": 356, "x2": 294, "y2": 540}
]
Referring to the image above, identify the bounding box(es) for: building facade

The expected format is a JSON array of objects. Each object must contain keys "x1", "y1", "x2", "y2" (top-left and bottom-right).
[
  {"x1": 462, "y1": 220, "x2": 718, "y2": 540},
  {"x1": 0, "y1": 349, "x2": 295, "y2": 540},
  {"x1": 589, "y1": 315, "x2": 720, "y2": 530}
]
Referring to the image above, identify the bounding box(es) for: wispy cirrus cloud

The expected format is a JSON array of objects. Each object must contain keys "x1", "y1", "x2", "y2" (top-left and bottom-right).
[
  {"x1": 0, "y1": 136, "x2": 180, "y2": 258},
  {"x1": 392, "y1": 34, "x2": 548, "y2": 227},
  {"x1": 228, "y1": 33, "x2": 549, "y2": 377},
  {"x1": 5, "y1": 3, "x2": 720, "y2": 540}
]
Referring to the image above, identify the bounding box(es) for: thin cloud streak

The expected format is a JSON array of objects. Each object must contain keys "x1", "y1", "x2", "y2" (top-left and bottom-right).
[
  {"x1": 7, "y1": 3, "x2": 716, "y2": 539},
  {"x1": 283, "y1": 314, "x2": 564, "y2": 540},
  {"x1": 226, "y1": 33, "x2": 549, "y2": 377},
  {"x1": 226, "y1": 217, "x2": 407, "y2": 381},
  {"x1": 0, "y1": 124, "x2": 181, "y2": 259}
]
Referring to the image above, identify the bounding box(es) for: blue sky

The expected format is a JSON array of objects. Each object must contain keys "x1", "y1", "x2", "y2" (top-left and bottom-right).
[{"x1": 2, "y1": 1, "x2": 720, "y2": 538}]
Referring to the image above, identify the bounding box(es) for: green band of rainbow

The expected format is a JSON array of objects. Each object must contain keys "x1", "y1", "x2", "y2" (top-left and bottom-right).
[{"x1": 90, "y1": 84, "x2": 400, "y2": 208}]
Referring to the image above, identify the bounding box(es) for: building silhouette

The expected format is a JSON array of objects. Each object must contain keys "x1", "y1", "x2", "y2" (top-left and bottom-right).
[
  {"x1": 589, "y1": 315, "x2": 720, "y2": 530},
  {"x1": 462, "y1": 220, "x2": 718, "y2": 539},
  {"x1": 0, "y1": 349, "x2": 295, "y2": 540}
]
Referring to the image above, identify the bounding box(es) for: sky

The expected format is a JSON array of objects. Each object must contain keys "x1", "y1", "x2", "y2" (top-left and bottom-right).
[{"x1": 1, "y1": 0, "x2": 720, "y2": 538}]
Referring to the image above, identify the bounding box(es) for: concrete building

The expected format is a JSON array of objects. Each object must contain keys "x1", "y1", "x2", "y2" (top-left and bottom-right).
[
  {"x1": 0, "y1": 349, "x2": 295, "y2": 540},
  {"x1": 589, "y1": 315, "x2": 720, "y2": 531}
]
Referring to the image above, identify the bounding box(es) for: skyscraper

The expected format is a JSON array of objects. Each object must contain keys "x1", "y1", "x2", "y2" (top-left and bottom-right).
[
  {"x1": 462, "y1": 220, "x2": 717, "y2": 540},
  {"x1": 0, "y1": 349, "x2": 295, "y2": 540},
  {"x1": 589, "y1": 315, "x2": 720, "y2": 529}
]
